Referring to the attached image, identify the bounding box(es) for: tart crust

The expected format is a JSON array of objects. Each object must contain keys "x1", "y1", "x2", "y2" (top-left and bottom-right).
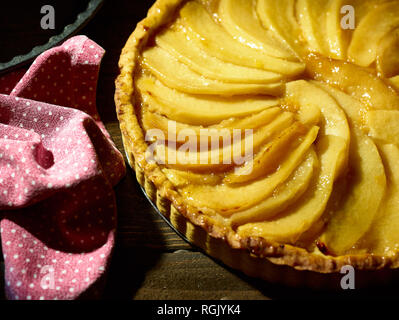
[{"x1": 115, "y1": 0, "x2": 399, "y2": 287}]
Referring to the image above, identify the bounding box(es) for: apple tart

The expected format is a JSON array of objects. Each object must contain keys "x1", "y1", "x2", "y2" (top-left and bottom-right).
[{"x1": 116, "y1": 0, "x2": 399, "y2": 287}]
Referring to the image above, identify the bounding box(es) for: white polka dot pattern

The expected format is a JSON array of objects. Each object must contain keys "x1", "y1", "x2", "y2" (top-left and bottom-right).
[{"x1": 0, "y1": 36, "x2": 126, "y2": 300}]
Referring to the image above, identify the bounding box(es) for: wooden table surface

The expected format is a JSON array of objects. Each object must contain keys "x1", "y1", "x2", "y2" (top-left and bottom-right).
[{"x1": 1, "y1": 0, "x2": 399, "y2": 301}]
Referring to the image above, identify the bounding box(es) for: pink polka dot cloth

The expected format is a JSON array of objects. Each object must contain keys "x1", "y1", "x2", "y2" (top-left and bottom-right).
[{"x1": 0, "y1": 36, "x2": 126, "y2": 300}]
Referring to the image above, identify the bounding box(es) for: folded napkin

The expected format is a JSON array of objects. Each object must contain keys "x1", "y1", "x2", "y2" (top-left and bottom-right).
[{"x1": 0, "y1": 36, "x2": 126, "y2": 300}]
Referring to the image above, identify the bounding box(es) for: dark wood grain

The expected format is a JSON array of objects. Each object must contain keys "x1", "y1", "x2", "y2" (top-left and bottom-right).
[{"x1": 131, "y1": 250, "x2": 269, "y2": 300}]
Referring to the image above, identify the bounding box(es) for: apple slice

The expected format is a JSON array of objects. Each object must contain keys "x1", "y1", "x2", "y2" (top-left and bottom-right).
[
  {"x1": 224, "y1": 124, "x2": 317, "y2": 184},
  {"x1": 319, "y1": 129, "x2": 386, "y2": 255},
  {"x1": 305, "y1": 53, "x2": 399, "y2": 110},
  {"x1": 296, "y1": 0, "x2": 349, "y2": 59},
  {"x1": 355, "y1": 144, "x2": 399, "y2": 255},
  {"x1": 325, "y1": 0, "x2": 349, "y2": 60},
  {"x1": 296, "y1": 0, "x2": 329, "y2": 56},
  {"x1": 350, "y1": 0, "x2": 391, "y2": 22},
  {"x1": 215, "y1": 108, "x2": 282, "y2": 130},
  {"x1": 178, "y1": 130, "x2": 317, "y2": 215},
  {"x1": 311, "y1": 81, "x2": 387, "y2": 254},
  {"x1": 232, "y1": 80, "x2": 348, "y2": 242},
  {"x1": 284, "y1": 80, "x2": 350, "y2": 178},
  {"x1": 179, "y1": 1, "x2": 305, "y2": 75},
  {"x1": 218, "y1": 0, "x2": 296, "y2": 59},
  {"x1": 229, "y1": 149, "x2": 317, "y2": 226},
  {"x1": 155, "y1": 112, "x2": 295, "y2": 172},
  {"x1": 376, "y1": 29, "x2": 399, "y2": 78},
  {"x1": 155, "y1": 25, "x2": 285, "y2": 84},
  {"x1": 142, "y1": 109, "x2": 232, "y2": 144},
  {"x1": 136, "y1": 76, "x2": 280, "y2": 125},
  {"x1": 141, "y1": 46, "x2": 284, "y2": 96},
  {"x1": 285, "y1": 80, "x2": 349, "y2": 138},
  {"x1": 162, "y1": 168, "x2": 223, "y2": 187},
  {"x1": 256, "y1": 0, "x2": 308, "y2": 57},
  {"x1": 236, "y1": 135, "x2": 347, "y2": 243},
  {"x1": 348, "y1": 1, "x2": 399, "y2": 67},
  {"x1": 334, "y1": 0, "x2": 392, "y2": 54},
  {"x1": 390, "y1": 75, "x2": 399, "y2": 91},
  {"x1": 141, "y1": 106, "x2": 281, "y2": 145},
  {"x1": 366, "y1": 110, "x2": 399, "y2": 145},
  {"x1": 142, "y1": 106, "x2": 282, "y2": 141},
  {"x1": 314, "y1": 80, "x2": 399, "y2": 146},
  {"x1": 311, "y1": 81, "x2": 366, "y2": 127}
]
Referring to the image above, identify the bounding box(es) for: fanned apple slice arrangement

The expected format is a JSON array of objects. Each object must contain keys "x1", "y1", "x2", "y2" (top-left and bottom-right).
[{"x1": 134, "y1": 0, "x2": 399, "y2": 258}]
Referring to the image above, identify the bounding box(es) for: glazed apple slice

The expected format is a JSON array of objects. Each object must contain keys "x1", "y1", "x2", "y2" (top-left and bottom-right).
[
  {"x1": 325, "y1": 0, "x2": 349, "y2": 60},
  {"x1": 348, "y1": 1, "x2": 399, "y2": 67},
  {"x1": 162, "y1": 168, "x2": 223, "y2": 187},
  {"x1": 142, "y1": 109, "x2": 232, "y2": 144},
  {"x1": 141, "y1": 107, "x2": 282, "y2": 140},
  {"x1": 313, "y1": 81, "x2": 399, "y2": 147},
  {"x1": 236, "y1": 135, "x2": 347, "y2": 243},
  {"x1": 311, "y1": 81, "x2": 387, "y2": 254},
  {"x1": 256, "y1": 0, "x2": 308, "y2": 57},
  {"x1": 296, "y1": 0, "x2": 329, "y2": 56},
  {"x1": 136, "y1": 76, "x2": 280, "y2": 125},
  {"x1": 224, "y1": 123, "x2": 316, "y2": 184},
  {"x1": 305, "y1": 53, "x2": 399, "y2": 110},
  {"x1": 355, "y1": 144, "x2": 399, "y2": 255},
  {"x1": 141, "y1": 46, "x2": 284, "y2": 96},
  {"x1": 320, "y1": 128, "x2": 386, "y2": 255},
  {"x1": 296, "y1": 0, "x2": 346, "y2": 59},
  {"x1": 155, "y1": 112, "x2": 295, "y2": 172},
  {"x1": 285, "y1": 80, "x2": 349, "y2": 138},
  {"x1": 215, "y1": 108, "x2": 282, "y2": 129},
  {"x1": 235, "y1": 80, "x2": 350, "y2": 242},
  {"x1": 284, "y1": 80, "x2": 350, "y2": 177},
  {"x1": 283, "y1": 98, "x2": 321, "y2": 127},
  {"x1": 178, "y1": 128, "x2": 317, "y2": 215},
  {"x1": 333, "y1": 0, "x2": 391, "y2": 57},
  {"x1": 311, "y1": 81, "x2": 365, "y2": 127},
  {"x1": 155, "y1": 25, "x2": 285, "y2": 84},
  {"x1": 376, "y1": 29, "x2": 399, "y2": 78},
  {"x1": 179, "y1": 1, "x2": 305, "y2": 75},
  {"x1": 296, "y1": 0, "x2": 348, "y2": 59},
  {"x1": 390, "y1": 75, "x2": 399, "y2": 91},
  {"x1": 229, "y1": 149, "x2": 317, "y2": 226},
  {"x1": 218, "y1": 0, "x2": 296, "y2": 59},
  {"x1": 350, "y1": 0, "x2": 391, "y2": 22},
  {"x1": 366, "y1": 110, "x2": 399, "y2": 145}
]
